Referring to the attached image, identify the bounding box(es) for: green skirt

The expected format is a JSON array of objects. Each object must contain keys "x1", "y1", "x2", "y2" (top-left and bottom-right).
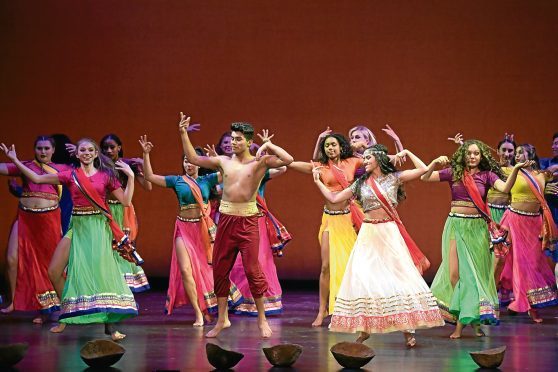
[
  {"x1": 430, "y1": 214, "x2": 499, "y2": 325},
  {"x1": 59, "y1": 213, "x2": 138, "y2": 324},
  {"x1": 488, "y1": 205, "x2": 507, "y2": 224},
  {"x1": 109, "y1": 203, "x2": 150, "y2": 292}
]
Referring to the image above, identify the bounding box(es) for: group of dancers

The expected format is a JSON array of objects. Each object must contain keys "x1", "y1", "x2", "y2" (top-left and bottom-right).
[{"x1": 1, "y1": 115, "x2": 557, "y2": 347}]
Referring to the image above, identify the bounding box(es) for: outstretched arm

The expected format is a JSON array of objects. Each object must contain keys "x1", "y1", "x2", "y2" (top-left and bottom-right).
[
  {"x1": 287, "y1": 161, "x2": 314, "y2": 174},
  {"x1": 493, "y1": 160, "x2": 536, "y2": 194},
  {"x1": 397, "y1": 150, "x2": 429, "y2": 183},
  {"x1": 312, "y1": 166, "x2": 354, "y2": 203},
  {"x1": 0, "y1": 144, "x2": 59, "y2": 184},
  {"x1": 420, "y1": 156, "x2": 450, "y2": 182},
  {"x1": 139, "y1": 135, "x2": 167, "y2": 188},
  {"x1": 178, "y1": 112, "x2": 221, "y2": 170}
]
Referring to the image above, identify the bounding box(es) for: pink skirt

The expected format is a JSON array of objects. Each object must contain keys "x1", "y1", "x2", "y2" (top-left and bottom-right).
[
  {"x1": 499, "y1": 209, "x2": 558, "y2": 312},
  {"x1": 229, "y1": 216, "x2": 282, "y2": 315},
  {"x1": 165, "y1": 218, "x2": 242, "y2": 315}
]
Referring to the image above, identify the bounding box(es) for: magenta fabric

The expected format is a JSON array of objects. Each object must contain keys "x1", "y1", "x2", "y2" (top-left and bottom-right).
[
  {"x1": 7, "y1": 161, "x2": 72, "y2": 196},
  {"x1": 438, "y1": 168, "x2": 500, "y2": 202},
  {"x1": 57, "y1": 170, "x2": 121, "y2": 207}
]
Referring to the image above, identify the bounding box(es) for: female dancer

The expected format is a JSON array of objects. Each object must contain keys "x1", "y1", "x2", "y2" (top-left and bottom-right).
[
  {"x1": 100, "y1": 134, "x2": 150, "y2": 292},
  {"x1": 314, "y1": 144, "x2": 444, "y2": 347},
  {"x1": 498, "y1": 144, "x2": 558, "y2": 322},
  {"x1": 487, "y1": 136, "x2": 516, "y2": 223},
  {"x1": 0, "y1": 136, "x2": 70, "y2": 321},
  {"x1": 139, "y1": 136, "x2": 236, "y2": 326},
  {"x1": 229, "y1": 130, "x2": 290, "y2": 316},
  {"x1": 288, "y1": 133, "x2": 364, "y2": 326},
  {"x1": 421, "y1": 139, "x2": 529, "y2": 338},
  {"x1": 2, "y1": 139, "x2": 138, "y2": 340}
]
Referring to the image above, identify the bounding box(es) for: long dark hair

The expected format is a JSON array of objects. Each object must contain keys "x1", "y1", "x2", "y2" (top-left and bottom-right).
[
  {"x1": 518, "y1": 143, "x2": 540, "y2": 170},
  {"x1": 352, "y1": 144, "x2": 406, "y2": 203},
  {"x1": 51, "y1": 133, "x2": 76, "y2": 165},
  {"x1": 317, "y1": 134, "x2": 352, "y2": 165},
  {"x1": 100, "y1": 133, "x2": 124, "y2": 158},
  {"x1": 451, "y1": 139, "x2": 503, "y2": 181}
]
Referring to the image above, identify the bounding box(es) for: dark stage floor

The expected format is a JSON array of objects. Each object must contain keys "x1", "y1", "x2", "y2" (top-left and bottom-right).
[{"x1": 1, "y1": 290, "x2": 558, "y2": 371}]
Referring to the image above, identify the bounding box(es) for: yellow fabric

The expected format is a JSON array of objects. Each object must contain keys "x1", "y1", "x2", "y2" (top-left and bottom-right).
[
  {"x1": 318, "y1": 212, "x2": 357, "y2": 313},
  {"x1": 487, "y1": 167, "x2": 512, "y2": 201},
  {"x1": 219, "y1": 200, "x2": 258, "y2": 216},
  {"x1": 510, "y1": 172, "x2": 539, "y2": 203}
]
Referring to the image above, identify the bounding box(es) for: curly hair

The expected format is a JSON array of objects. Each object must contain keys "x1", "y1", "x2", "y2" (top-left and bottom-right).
[
  {"x1": 352, "y1": 144, "x2": 406, "y2": 203},
  {"x1": 317, "y1": 134, "x2": 353, "y2": 164},
  {"x1": 451, "y1": 139, "x2": 503, "y2": 181}
]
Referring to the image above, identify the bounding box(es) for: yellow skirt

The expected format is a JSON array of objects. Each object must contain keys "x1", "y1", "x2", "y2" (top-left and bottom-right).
[{"x1": 318, "y1": 211, "x2": 357, "y2": 312}]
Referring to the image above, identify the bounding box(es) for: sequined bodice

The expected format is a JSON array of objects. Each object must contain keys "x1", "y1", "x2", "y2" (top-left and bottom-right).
[{"x1": 350, "y1": 172, "x2": 400, "y2": 212}]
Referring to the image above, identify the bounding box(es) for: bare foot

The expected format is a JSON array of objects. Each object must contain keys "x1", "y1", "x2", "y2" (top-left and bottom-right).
[
  {"x1": 528, "y1": 309, "x2": 543, "y2": 323},
  {"x1": 472, "y1": 324, "x2": 485, "y2": 337},
  {"x1": 258, "y1": 320, "x2": 272, "y2": 338},
  {"x1": 205, "y1": 319, "x2": 231, "y2": 338},
  {"x1": 204, "y1": 313, "x2": 214, "y2": 324},
  {"x1": 32, "y1": 316, "x2": 44, "y2": 324},
  {"x1": 111, "y1": 331, "x2": 126, "y2": 341},
  {"x1": 404, "y1": 332, "x2": 416, "y2": 348},
  {"x1": 311, "y1": 311, "x2": 328, "y2": 327},
  {"x1": 50, "y1": 323, "x2": 66, "y2": 333},
  {"x1": 449, "y1": 330, "x2": 461, "y2": 339},
  {"x1": 193, "y1": 318, "x2": 204, "y2": 327},
  {"x1": 355, "y1": 332, "x2": 370, "y2": 343},
  {"x1": 1, "y1": 304, "x2": 14, "y2": 314}
]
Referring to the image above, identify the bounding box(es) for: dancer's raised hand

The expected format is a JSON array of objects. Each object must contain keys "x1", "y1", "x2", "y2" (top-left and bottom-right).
[
  {"x1": 65, "y1": 143, "x2": 77, "y2": 156},
  {"x1": 434, "y1": 156, "x2": 450, "y2": 167},
  {"x1": 447, "y1": 133, "x2": 464, "y2": 145},
  {"x1": 139, "y1": 135, "x2": 154, "y2": 154},
  {"x1": 514, "y1": 160, "x2": 536, "y2": 169},
  {"x1": 257, "y1": 129, "x2": 275, "y2": 143},
  {"x1": 382, "y1": 124, "x2": 400, "y2": 142},
  {"x1": 318, "y1": 126, "x2": 332, "y2": 139},
  {"x1": 178, "y1": 112, "x2": 191, "y2": 133},
  {"x1": 188, "y1": 123, "x2": 201, "y2": 133},
  {"x1": 390, "y1": 150, "x2": 408, "y2": 166},
  {"x1": 204, "y1": 144, "x2": 217, "y2": 157},
  {"x1": 255, "y1": 142, "x2": 269, "y2": 160},
  {"x1": 115, "y1": 159, "x2": 134, "y2": 177},
  {"x1": 0, "y1": 143, "x2": 17, "y2": 161}
]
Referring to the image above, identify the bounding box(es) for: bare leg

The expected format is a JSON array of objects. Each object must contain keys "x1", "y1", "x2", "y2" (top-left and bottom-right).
[
  {"x1": 48, "y1": 236, "x2": 71, "y2": 299},
  {"x1": 105, "y1": 323, "x2": 126, "y2": 341},
  {"x1": 450, "y1": 322, "x2": 464, "y2": 339},
  {"x1": 175, "y1": 237, "x2": 204, "y2": 326},
  {"x1": 1, "y1": 221, "x2": 18, "y2": 313},
  {"x1": 448, "y1": 239, "x2": 459, "y2": 288},
  {"x1": 355, "y1": 332, "x2": 370, "y2": 343},
  {"x1": 471, "y1": 323, "x2": 486, "y2": 336},
  {"x1": 254, "y1": 297, "x2": 272, "y2": 338},
  {"x1": 493, "y1": 255, "x2": 505, "y2": 289},
  {"x1": 312, "y1": 231, "x2": 330, "y2": 327},
  {"x1": 205, "y1": 297, "x2": 231, "y2": 338},
  {"x1": 528, "y1": 308, "x2": 543, "y2": 323}
]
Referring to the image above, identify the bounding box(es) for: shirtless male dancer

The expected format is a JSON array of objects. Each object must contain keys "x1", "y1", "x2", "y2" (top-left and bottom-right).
[{"x1": 178, "y1": 113, "x2": 293, "y2": 338}]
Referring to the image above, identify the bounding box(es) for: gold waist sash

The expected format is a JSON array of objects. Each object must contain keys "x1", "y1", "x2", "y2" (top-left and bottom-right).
[
  {"x1": 219, "y1": 200, "x2": 258, "y2": 216},
  {"x1": 19, "y1": 203, "x2": 59, "y2": 213}
]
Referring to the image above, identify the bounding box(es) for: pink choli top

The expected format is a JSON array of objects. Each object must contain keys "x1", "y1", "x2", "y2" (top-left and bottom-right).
[
  {"x1": 57, "y1": 170, "x2": 121, "y2": 207},
  {"x1": 7, "y1": 161, "x2": 72, "y2": 200},
  {"x1": 438, "y1": 167, "x2": 500, "y2": 202}
]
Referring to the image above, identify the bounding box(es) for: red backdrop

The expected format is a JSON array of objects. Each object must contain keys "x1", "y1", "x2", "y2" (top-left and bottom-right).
[{"x1": 1, "y1": 1, "x2": 557, "y2": 282}]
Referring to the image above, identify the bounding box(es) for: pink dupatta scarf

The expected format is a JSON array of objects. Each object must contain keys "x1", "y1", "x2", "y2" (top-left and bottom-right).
[{"x1": 366, "y1": 176, "x2": 430, "y2": 274}]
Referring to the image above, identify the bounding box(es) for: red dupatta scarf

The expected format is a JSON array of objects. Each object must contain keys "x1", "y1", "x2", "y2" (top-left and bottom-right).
[
  {"x1": 256, "y1": 194, "x2": 292, "y2": 257},
  {"x1": 181, "y1": 175, "x2": 217, "y2": 264},
  {"x1": 327, "y1": 159, "x2": 365, "y2": 232},
  {"x1": 519, "y1": 169, "x2": 558, "y2": 255},
  {"x1": 72, "y1": 168, "x2": 144, "y2": 265},
  {"x1": 366, "y1": 176, "x2": 431, "y2": 275}
]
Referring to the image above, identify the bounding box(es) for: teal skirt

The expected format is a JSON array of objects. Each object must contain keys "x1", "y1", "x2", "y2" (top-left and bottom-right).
[
  {"x1": 109, "y1": 203, "x2": 150, "y2": 292},
  {"x1": 59, "y1": 213, "x2": 138, "y2": 324},
  {"x1": 430, "y1": 215, "x2": 499, "y2": 325},
  {"x1": 489, "y1": 205, "x2": 507, "y2": 224}
]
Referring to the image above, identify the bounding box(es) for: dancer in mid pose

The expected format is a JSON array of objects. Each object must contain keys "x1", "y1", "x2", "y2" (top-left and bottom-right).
[
  {"x1": 498, "y1": 144, "x2": 558, "y2": 322},
  {"x1": 314, "y1": 144, "x2": 443, "y2": 347},
  {"x1": 178, "y1": 113, "x2": 293, "y2": 338},
  {"x1": 100, "y1": 134, "x2": 151, "y2": 292},
  {"x1": 422, "y1": 139, "x2": 529, "y2": 338},
  {"x1": 0, "y1": 136, "x2": 70, "y2": 322},
  {"x1": 140, "y1": 136, "x2": 231, "y2": 326},
  {"x1": 288, "y1": 133, "x2": 363, "y2": 327},
  {"x1": 2, "y1": 139, "x2": 138, "y2": 340}
]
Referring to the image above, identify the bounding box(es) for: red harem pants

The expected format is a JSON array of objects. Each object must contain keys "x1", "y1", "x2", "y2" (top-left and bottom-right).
[{"x1": 213, "y1": 213, "x2": 268, "y2": 298}]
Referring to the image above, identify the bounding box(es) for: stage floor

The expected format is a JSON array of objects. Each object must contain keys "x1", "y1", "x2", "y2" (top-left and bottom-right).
[{"x1": 1, "y1": 290, "x2": 557, "y2": 371}]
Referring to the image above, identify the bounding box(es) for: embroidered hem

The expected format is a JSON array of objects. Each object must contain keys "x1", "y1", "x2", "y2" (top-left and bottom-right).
[
  {"x1": 60, "y1": 293, "x2": 137, "y2": 316},
  {"x1": 233, "y1": 295, "x2": 283, "y2": 316},
  {"x1": 37, "y1": 290, "x2": 61, "y2": 314},
  {"x1": 330, "y1": 309, "x2": 444, "y2": 334},
  {"x1": 124, "y1": 273, "x2": 151, "y2": 293}
]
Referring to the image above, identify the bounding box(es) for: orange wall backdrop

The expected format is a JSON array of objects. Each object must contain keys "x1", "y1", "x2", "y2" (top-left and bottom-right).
[{"x1": 1, "y1": 1, "x2": 557, "y2": 282}]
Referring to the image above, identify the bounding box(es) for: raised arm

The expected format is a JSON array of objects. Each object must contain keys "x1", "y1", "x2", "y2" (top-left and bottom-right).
[
  {"x1": 0, "y1": 144, "x2": 60, "y2": 184},
  {"x1": 493, "y1": 160, "x2": 535, "y2": 194},
  {"x1": 311, "y1": 127, "x2": 332, "y2": 160},
  {"x1": 139, "y1": 135, "x2": 167, "y2": 188},
  {"x1": 287, "y1": 161, "x2": 314, "y2": 174},
  {"x1": 420, "y1": 156, "x2": 450, "y2": 182},
  {"x1": 397, "y1": 150, "x2": 428, "y2": 183},
  {"x1": 112, "y1": 160, "x2": 134, "y2": 206},
  {"x1": 382, "y1": 124, "x2": 404, "y2": 153},
  {"x1": 178, "y1": 112, "x2": 221, "y2": 170},
  {"x1": 312, "y1": 166, "x2": 354, "y2": 203},
  {"x1": 257, "y1": 142, "x2": 294, "y2": 168}
]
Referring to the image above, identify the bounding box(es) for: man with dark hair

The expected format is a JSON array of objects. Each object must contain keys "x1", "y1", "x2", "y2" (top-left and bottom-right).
[{"x1": 177, "y1": 113, "x2": 293, "y2": 338}]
